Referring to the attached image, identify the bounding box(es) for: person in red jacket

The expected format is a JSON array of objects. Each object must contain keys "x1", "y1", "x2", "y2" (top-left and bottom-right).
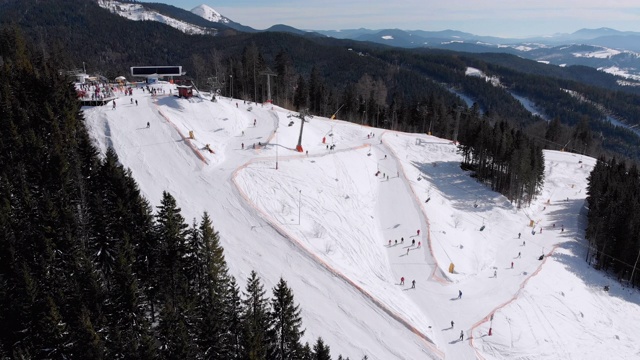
[{"x1": 400, "y1": 277, "x2": 404, "y2": 285}]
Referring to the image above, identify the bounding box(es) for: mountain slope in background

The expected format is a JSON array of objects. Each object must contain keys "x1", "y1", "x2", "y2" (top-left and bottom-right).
[
  {"x1": 312, "y1": 27, "x2": 640, "y2": 80},
  {"x1": 97, "y1": 0, "x2": 640, "y2": 79},
  {"x1": 190, "y1": 3, "x2": 256, "y2": 32},
  {"x1": 97, "y1": 0, "x2": 221, "y2": 35},
  {"x1": 190, "y1": 4, "x2": 229, "y2": 24}
]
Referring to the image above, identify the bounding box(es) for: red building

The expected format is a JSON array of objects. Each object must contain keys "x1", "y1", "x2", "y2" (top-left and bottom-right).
[{"x1": 176, "y1": 85, "x2": 193, "y2": 98}]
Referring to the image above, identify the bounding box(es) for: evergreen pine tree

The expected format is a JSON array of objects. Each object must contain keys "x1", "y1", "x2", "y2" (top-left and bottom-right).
[
  {"x1": 196, "y1": 213, "x2": 235, "y2": 359},
  {"x1": 227, "y1": 277, "x2": 245, "y2": 359},
  {"x1": 269, "y1": 278, "x2": 305, "y2": 360},
  {"x1": 241, "y1": 271, "x2": 272, "y2": 360},
  {"x1": 300, "y1": 342, "x2": 313, "y2": 360},
  {"x1": 313, "y1": 337, "x2": 331, "y2": 360},
  {"x1": 154, "y1": 191, "x2": 189, "y2": 305}
]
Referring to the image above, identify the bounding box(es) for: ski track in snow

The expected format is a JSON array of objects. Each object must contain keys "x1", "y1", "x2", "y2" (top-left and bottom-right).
[{"x1": 83, "y1": 82, "x2": 640, "y2": 360}]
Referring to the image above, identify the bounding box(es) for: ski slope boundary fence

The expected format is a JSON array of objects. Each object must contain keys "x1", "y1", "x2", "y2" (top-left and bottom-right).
[
  {"x1": 155, "y1": 106, "x2": 208, "y2": 166},
  {"x1": 469, "y1": 243, "x2": 561, "y2": 359},
  {"x1": 231, "y1": 156, "x2": 446, "y2": 360}
]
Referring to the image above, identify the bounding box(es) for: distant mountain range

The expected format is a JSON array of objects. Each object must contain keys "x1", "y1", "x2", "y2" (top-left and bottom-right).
[
  {"x1": 312, "y1": 27, "x2": 640, "y2": 81},
  {"x1": 98, "y1": 1, "x2": 640, "y2": 81}
]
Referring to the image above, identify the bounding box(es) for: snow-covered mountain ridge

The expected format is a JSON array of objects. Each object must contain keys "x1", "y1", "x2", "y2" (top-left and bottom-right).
[
  {"x1": 191, "y1": 4, "x2": 230, "y2": 24},
  {"x1": 97, "y1": 0, "x2": 218, "y2": 35}
]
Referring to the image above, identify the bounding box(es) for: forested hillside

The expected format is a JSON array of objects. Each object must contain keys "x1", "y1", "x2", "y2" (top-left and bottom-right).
[
  {"x1": 2, "y1": 0, "x2": 640, "y2": 162},
  {"x1": 586, "y1": 157, "x2": 640, "y2": 287},
  {"x1": 0, "y1": 28, "x2": 343, "y2": 359}
]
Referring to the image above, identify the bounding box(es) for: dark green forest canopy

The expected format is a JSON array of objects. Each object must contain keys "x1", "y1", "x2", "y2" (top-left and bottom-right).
[
  {"x1": 585, "y1": 157, "x2": 640, "y2": 287},
  {"x1": 0, "y1": 28, "x2": 345, "y2": 360}
]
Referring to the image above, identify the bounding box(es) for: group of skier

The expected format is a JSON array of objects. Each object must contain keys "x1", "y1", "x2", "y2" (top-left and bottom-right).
[{"x1": 399, "y1": 277, "x2": 416, "y2": 288}]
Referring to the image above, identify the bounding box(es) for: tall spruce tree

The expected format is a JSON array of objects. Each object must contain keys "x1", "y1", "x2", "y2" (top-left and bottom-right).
[
  {"x1": 313, "y1": 337, "x2": 332, "y2": 360},
  {"x1": 197, "y1": 213, "x2": 235, "y2": 359},
  {"x1": 269, "y1": 278, "x2": 305, "y2": 360},
  {"x1": 227, "y1": 276, "x2": 245, "y2": 360},
  {"x1": 241, "y1": 271, "x2": 272, "y2": 360},
  {"x1": 154, "y1": 191, "x2": 189, "y2": 305}
]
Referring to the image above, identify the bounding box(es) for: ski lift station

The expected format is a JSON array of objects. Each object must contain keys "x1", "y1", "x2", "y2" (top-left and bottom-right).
[{"x1": 130, "y1": 65, "x2": 183, "y2": 84}]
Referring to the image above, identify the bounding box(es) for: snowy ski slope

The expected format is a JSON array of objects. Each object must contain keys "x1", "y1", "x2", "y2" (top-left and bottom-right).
[{"x1": 82, "y1": 82, "x2": 640, "y2": 359}]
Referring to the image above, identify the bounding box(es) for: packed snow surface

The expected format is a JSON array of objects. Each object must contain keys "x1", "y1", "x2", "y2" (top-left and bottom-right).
[{"x1": 83, "y1": 82, "x2": 640, "y2": 359}]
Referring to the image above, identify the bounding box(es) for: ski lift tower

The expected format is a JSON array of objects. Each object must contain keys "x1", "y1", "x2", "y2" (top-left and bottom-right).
[
  {"x1": 452, "y1": 106, "x2": 467, "y2": 144},
  {"x1": 260, "y1": 67, "x2": 277, "y2": 103},
  {"x1": 207, "y1": 76, "x2": 225, "y2": 101},
  {"x1": 288, "y1": 109, "x2": 312, "y2": 152}
]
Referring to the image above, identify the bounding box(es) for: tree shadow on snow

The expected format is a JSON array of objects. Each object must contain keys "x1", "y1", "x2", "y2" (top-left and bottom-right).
[
  {"x1": 552, "y1": 239, "x2": 640, "y2": 307},
  {"x1": 534, "y1": 198, "x2": 582, "y2": 237},
  {"x1": 155, "y1": 96, "x2": 184, "y2": 110},
  {"x1": 410, "y1": 160, "x2": 513, "y2": 213}
]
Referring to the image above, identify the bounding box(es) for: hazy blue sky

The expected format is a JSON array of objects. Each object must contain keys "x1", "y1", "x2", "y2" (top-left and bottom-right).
[{"x1": 141, "y1": 0, "x2": 640, "y2": 38}]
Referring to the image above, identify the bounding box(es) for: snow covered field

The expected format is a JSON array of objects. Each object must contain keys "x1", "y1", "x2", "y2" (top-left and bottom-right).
[{"x1": 83, "y1": 82, "x2": 640, "y2": 359}]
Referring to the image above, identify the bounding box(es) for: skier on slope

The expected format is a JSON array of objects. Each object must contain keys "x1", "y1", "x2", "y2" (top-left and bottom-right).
[
  {"x1": 417, "y1": 229, "x2": 420, "y2": 236},
  {"x1": 459, "y1": 330, "x2": 464, "y2": 341},
  {"x1": 411, "y1": 280, "x2": 416, "y2": 288},
  {"x1": 458, "y1": 290, "x2": 462, "y2": 299},
  {"x1": 400, "y1": 277, "x2": 404, "y2": 285},
  {"x1": 451, "y1": 320, "x2": 454, "y2": 328}
]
